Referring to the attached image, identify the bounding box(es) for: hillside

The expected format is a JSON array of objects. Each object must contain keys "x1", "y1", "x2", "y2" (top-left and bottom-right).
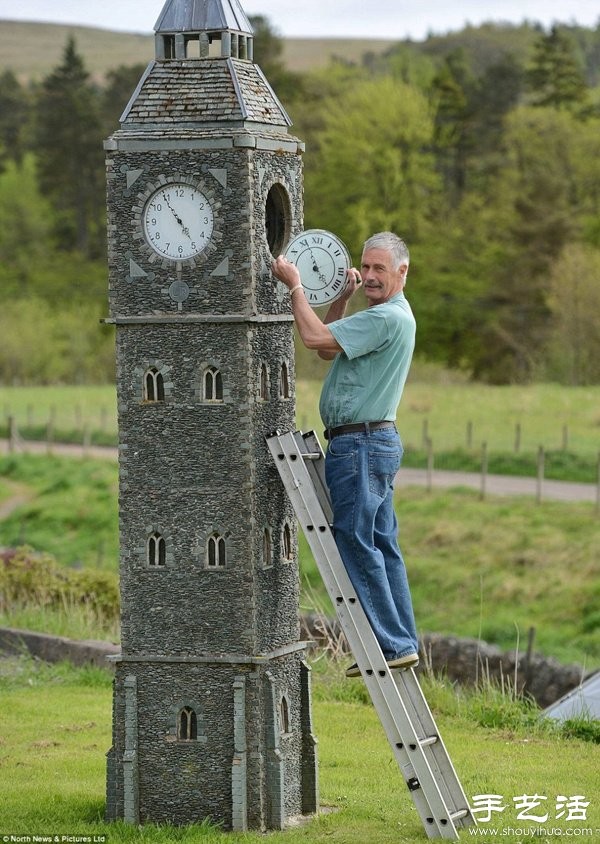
[{"x1": 0, "y1": 20, "x2": 394, "y2": 81}]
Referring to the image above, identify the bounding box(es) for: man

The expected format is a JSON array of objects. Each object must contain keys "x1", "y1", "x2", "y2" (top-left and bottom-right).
[{"x1": 272, "y1": 231, "x2": 419, "y2": 677}]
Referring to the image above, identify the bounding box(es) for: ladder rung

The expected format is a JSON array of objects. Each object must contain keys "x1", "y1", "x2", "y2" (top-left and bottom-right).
[
  {"x1": 449, "y1": 809, "x2": 470, "y2": 822},
  {"x1": 302, "y1": 452, "x2": 322, "y2": 461},
  {"x1": 407, "y1": 735, "x2": 438, "y2": 751}
]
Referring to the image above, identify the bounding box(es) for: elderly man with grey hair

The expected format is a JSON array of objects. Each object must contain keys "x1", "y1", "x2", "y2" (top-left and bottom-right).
[{"x1": 272, "y1": 231, "x2": 419, "y2": 678}]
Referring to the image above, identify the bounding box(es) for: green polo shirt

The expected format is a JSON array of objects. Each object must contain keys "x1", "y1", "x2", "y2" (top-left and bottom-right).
[{"x1": 319, "y1": 292, "x2": 416, "y2": 429}]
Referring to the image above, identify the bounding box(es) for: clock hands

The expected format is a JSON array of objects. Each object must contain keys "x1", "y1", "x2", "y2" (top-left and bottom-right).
[
  {"x1": 308, "y1": 247, "x2": 327, "y2": 283},
  {"x1": 161, "y1": 191, "x2": 192, "y2": 240}
]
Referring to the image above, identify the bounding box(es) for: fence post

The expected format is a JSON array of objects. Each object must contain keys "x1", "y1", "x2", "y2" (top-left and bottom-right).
[
  {"x1": 562, "y1": 424, "x2": 568, "y2": 451},
  {"x1": 8, "y1": 416, "x2": 16, "y2": 453},
  {"x1": 466, "y1": 420, "x2": 473, "y2": 450},
  {"x1": 422, "y1": 418, "x2": 429, "y2": 449},
  {"x1": 426, "y1": 437, "x2": 434, "y2": 493},
  {"x1": 514, "y1": 422, "x2": 521, "y2": 454},
  {"x1": 480, "y1": 441, "x2": 488, "y2": 501},
  {"x1": 46, "y1": 418, "x2": 54, "y2": 455},
  {"x1": 83, "y1": 424, "x2": 91, "y2": 458},
  {"x1": 523, "y1": 626, "x2": 536, "y2": 694},
  {"x1": 536, "y1": 445, "x2": 545, "y2": 504}
]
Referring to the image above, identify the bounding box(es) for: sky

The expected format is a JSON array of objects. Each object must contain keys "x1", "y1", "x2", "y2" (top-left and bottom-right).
[{"x1": 0, "y1": 0, "x2": 598, "y2": 40}]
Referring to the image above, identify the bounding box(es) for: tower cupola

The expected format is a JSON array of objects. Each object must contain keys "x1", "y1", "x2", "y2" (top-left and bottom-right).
[{"x1": 154, "y1": 0, "x2": 254, "y2": 61}]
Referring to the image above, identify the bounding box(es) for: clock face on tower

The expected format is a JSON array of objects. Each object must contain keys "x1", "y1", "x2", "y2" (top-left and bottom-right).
[
  {"x1": 283, "y1": 229, "x2": 351, "y2": 307},
  {"x1": 143, "y1": 182, "x2": 214, "y2": 261}
]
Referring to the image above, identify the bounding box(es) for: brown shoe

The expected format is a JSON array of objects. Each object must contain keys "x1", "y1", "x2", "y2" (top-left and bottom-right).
[
  {"x1": 346, "y1": 652, "x2": 419, "y2": 678},
  {"x1": 387, "y1": 653, "x2": 419, "y2": 671}
]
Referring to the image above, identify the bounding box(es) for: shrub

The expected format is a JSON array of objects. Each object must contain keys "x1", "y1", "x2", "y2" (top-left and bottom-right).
[{"x1": 0, "y1": 546, "x2": 119, "y2": 621}]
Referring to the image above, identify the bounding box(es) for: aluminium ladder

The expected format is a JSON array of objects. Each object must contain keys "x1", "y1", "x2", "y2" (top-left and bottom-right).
[{"x1": 267, "y1": 429, "x2": 476, "y2": 840}]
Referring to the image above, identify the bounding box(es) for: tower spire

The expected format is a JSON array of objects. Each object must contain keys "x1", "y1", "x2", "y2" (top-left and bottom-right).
[{"x1": 154, "y1": 0, "x2": 254, "y2": 60}]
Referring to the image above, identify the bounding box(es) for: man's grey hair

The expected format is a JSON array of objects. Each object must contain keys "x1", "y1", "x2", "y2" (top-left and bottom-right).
[{"x1": 363, "y1": 232, "x2": 409, "y2": 271}]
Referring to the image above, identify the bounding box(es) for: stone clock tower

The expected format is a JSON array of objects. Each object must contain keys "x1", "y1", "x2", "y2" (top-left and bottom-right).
[{"x1": 104, "y1": 0, "x2": 317, "y2": 830}]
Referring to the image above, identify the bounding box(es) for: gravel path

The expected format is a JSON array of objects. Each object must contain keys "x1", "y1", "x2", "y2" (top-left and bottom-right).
[
  {"x1": 395, "y1": 467, "x2": 599, "y2": 503},
  {"x1": 1, "y1": 439, "x2": 598, "y2": 504}
]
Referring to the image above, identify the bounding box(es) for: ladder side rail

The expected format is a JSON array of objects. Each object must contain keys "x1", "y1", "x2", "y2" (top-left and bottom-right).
[
  {"x1": 268, "y1": 433, "x2": 461, "y2": 839},
  {"x1": 297, "y1": 431, "x2": 333, "y2": 523},
  {"x1": 395, "y1": 672, "x2": 476, "y2": 830}
]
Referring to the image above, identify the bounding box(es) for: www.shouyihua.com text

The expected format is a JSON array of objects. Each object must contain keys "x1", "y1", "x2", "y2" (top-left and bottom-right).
[{"x1": 468, "y1": 827, "x2": 600, "y2": 837}]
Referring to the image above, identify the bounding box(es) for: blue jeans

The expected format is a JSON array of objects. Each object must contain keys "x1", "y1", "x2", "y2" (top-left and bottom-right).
[{"x1": 325, "y1": 428, "x2": 418, "y2": 660}]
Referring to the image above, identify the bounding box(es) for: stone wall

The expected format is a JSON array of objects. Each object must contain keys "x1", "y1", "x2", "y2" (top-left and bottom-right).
[
  {"x1": 298, "y1": 616, "x2": 591, "y2": 709},
  {"x1": 1, "y1": 623, "x2": 591, "y2": 710}
]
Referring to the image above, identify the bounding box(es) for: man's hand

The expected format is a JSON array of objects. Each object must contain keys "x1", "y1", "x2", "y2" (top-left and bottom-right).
[
  {"x1": 272, "y1": 256, "x2": 301, "y2": 291},
  {"x1": 341, "y1": 268, "x2": 362, "y2": 301}
]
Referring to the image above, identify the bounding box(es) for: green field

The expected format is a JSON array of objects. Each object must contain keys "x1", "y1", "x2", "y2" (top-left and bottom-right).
[
  {"x1": 2, "y1": 377, "x2": 600, "y2": 457},
  {"x1": 1, "y1": 657, "x2": 599, "y2": 843},
  {"x1": 0, "y1": 384, "x2": 117, "y2": 436}
]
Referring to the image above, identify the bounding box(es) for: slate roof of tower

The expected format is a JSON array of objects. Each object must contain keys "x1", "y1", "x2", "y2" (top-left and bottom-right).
[
  {"x1": 155, "y1": 0, "x2": 253, "y2": 34},
  {"x1": 121, "y1": 59, "x2": 291, "y2": 128}
]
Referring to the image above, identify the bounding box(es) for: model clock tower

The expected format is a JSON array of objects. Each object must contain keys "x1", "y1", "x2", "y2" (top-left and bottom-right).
[{"x1": 104, "y1": 0, "x2": 317, "y2": 830}]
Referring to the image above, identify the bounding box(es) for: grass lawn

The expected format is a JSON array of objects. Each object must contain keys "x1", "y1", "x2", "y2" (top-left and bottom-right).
[
  {"x1": 297, "y1": 377, "x2": 600, "y2": 457},
  {"x1": 0, "y1": 658, "x2": 599, "y2": 843}
]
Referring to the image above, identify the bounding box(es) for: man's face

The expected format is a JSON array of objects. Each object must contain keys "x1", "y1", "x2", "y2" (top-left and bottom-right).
[{"x1": 360, "y1": 248, "x2": 407, "y2": 307}]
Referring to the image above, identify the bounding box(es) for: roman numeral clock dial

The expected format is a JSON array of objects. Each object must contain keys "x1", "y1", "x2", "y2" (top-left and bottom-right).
[{"x1": 283, "y1": 229, "x2": 351, "y2": 307}]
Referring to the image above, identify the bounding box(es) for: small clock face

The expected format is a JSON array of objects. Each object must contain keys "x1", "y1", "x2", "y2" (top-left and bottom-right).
[
  {"x1": 143, "y1": 183, "x2": 214, "y2": 261},
  {"x1": 284, "y1": 229, "x2": 351, "y2": 306}
]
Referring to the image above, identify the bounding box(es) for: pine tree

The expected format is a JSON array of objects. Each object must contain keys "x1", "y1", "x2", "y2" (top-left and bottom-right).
[
  {"x1": 0, "y1": 70, "x2": 30, "y2": 169},
  {"x1": 32, "y1": 37, "x2": 104, "y2": 256},
  {"x1": 526, "y1": 26, "x2": 588, "y2": 109},
  {"x1": 430, "y1": 50, "x2": 475, "y2": 203}
]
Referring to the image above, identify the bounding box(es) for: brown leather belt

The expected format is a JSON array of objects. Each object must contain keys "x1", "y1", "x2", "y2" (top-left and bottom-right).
[{"x1": 324, "y1": 421, "x2": 396, "y2": 440}]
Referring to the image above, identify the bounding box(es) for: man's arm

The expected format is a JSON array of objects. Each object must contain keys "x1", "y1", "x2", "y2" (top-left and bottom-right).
[{"x1": 272, "y1": 256, "x2": 361, "y2": 357}]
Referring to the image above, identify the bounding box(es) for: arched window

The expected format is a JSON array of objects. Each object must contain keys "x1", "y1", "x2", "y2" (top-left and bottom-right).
[
  {"x1": 204, "y1": 366, "x2": 223, "y2": 402},
  {"x1": 207, "y1": 533, "x2": 226, "y2": 568},
  {"x1": 147, "y1": 532, "x2": 166, "y2": 567},
  {"x1": 263, "y1": 528, "x2": 272, "y2": 568},
  {"x1": 281, "y1": 523, "x2": 292, "y2": 561},
  {"x1": 279, "y1": 696, "x2": 290, "y2": 735},
  {"x1": 279, "y1": 362, "x2": 290, "y2": 399},
  {"x1": 259, "y1": 363, "x2": 269, "y2": 401},
  {"x1": 178, "y1": 706, "x2": 198, "y2": 741},
  {"x1": 144, "y1": 367, "x2": 165, "y2": 402}
]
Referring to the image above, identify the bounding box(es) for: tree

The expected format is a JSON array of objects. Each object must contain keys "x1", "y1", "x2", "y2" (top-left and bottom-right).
[
  {"x1": 101, "y1": 63, "x2": 148, "y2": 137},
  {"x1": 430, "y1": 49, "x2": 475, "y2": 203},
  {"x1": 471, "y1": 106, "x2": 585, "y2": 382},
  {"x1": 0, "y1": 70, "x2": 30, "y2": 169},
  {"x1": 544, "y1": 244, "x2": 600, "y2": 384},
  {"x1": 526, "y1": 26, "x2": 588, "y2": 109},
  {"x1": 32, "y1": 37, "x2": 104, "y2": 256},
  {"x1": 470, "y1": 54, "x2": 524, "y2": 159},
  {"x1": 249, "y1": 15, "x2": 304, "y2": 106},
  {"x1": 304, "y1": 76, "x2": 440, "y2": 258}
]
